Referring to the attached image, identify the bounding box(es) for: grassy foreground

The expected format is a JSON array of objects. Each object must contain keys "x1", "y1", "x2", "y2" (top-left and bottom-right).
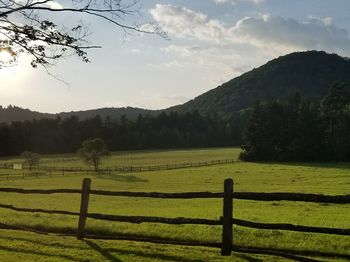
[{"x1": 0, "y1": 148, "x2": 350, "y2": 261}]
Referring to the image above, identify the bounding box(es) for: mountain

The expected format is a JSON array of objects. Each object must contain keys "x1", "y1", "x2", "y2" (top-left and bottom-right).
[
  {"x1": 0, "y1": 106, "x2": 154, "y2": 123},
  {"x1": 171, "y1": 51, "x2": 350, "y2": 115},
  {"x1": 59, "y1": 107, "x2": 156, "y2": 120},
  {"x1": 0, "y1": 105, "x2": 52, "y2": 123},
  {"x1": 2, "y1": 50, "x2": 350, "y2": 123}
]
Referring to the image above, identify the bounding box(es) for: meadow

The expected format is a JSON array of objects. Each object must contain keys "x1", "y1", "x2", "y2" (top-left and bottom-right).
[
  {"x1": 0, "y1": 148, "x2": 350, "y2": 261},
  {"x1": 0, "y1": 147, "x2": 237, "y2": 168}
]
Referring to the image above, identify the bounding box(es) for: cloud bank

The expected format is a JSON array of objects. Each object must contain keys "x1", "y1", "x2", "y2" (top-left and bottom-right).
[
  {"x1": 149, "y1": 4, "x2": 350, "y2": 86},
  {"x1": 150, "y1": 4, "x2": 350, "y2": 54},
  {"x1": 214, "y1": 0, "x2": 263, "y2": 5}
]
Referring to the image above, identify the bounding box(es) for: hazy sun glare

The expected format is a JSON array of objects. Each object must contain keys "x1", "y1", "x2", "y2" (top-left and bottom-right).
[
  {"x1": 0, "y1": 53, "x2": 32, "y2": 84},
  {"x1": 0, "y1": 49, "x2": 14, "y2": 63}
]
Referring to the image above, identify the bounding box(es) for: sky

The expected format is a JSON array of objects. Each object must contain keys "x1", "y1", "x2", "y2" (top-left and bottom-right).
[{"x1": 1, "y1": 0, "x2": 350, "y2": 113}]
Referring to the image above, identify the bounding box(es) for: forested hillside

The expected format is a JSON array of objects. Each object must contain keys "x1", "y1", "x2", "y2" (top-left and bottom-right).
[
  {"x1": 0, "y1": 106, "x2": 154, "y2": 123},
  {"x1": 2, "y1": 51, "x2": 350, "y2": 158},
  {"x1": 172, "y1": 51, "x2": 350, "y2": 115},
  {"x1": 0, "y1": 112, "x2": 242, "y2": 156},
  {"x1": 0, "y1": 105, "x2": 52, "y2": 123},
  {"x1": 240, "y1": 82, "x2": 350, "y2": 161}
]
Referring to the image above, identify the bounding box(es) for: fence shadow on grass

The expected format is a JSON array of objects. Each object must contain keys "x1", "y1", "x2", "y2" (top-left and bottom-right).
[
  {"x1": 85, "y1": 240, "x2": 207, "y2": 262},
  {"x1": 94, "y1": 173, "x2": 149, "y2": 183},
  {"x1": 0, "y1": 243, "x2": 88, "y2": 262},
  {"x1": 0, "y1": 234, "x2": 261, "y2": 262},
  {"x1": 256, "y1": 161, "x2": 350, "y2": 170},
  {"x1": 86, "y1": 240, "x2": 266, "y2": 262},
  {"x1": 84, "y1": 240, "x2": 123, "y2": 262},
  {"x1": 234, "y1": 254, "x2": 264, "y2": 262},
  {"x1": 2, "y1": 179, "x2": 350, "y2": 261},
  {"x1": 0, "y1": 235, "x2": 82, "y2": 250}
]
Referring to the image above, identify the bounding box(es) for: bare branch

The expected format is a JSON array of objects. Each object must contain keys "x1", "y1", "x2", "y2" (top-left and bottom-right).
[{"x1": 0, "y1": 0, "x2": 166, "y2": 69}]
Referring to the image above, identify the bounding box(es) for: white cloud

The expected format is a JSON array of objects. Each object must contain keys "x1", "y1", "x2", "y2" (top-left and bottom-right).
[
  {"x1": 149, "y1": 4, "x2": 350, "y2": 89},
  {"x1": 235, "y1": 15, "x2": 350, "y2": 54},
  {"x1": 19, "y1": 0, "x2": 63, "y2": 9},
  {"x1": 154, "y1": 44, "x2": 268, "y2": 87},
  {"x1": 150, "y1": 4, "x2": 350, "y2": 55},
  {"x1": 308, "y1": 15, "x2": 332, "y2": 26},
  {"x1": 45, "y1": 1, "x2": 63, "y2": 9},
  {"x1": 214, "y1": 0, "x2": 264, "y2": 5},
  {"x1": 149, "y1": 4, "x2": 227, "y2": 43},
  {"x1": 130, "y1": 48, "x2": 142, "y2": 54}
]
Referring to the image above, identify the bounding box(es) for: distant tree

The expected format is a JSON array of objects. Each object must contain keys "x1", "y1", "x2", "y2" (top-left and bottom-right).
[
  {"x1": 288, "y1": 101, "x2": 324, "y2": 161},
  {"x1": 240, "y1": 102, "x2": 271, "y2": 161},
  {"x1": 78, "y1": 138, "x2": 109, "y2": 171},
  {"x1": 321, "y1": 82, "x2": 350, "y2": 158},
  {"x1": 21, "y1": 151, "x2": 41, "y2": 171},
  {"x1": 322, "y1": 82, "x2": 350, "y2": 114}
]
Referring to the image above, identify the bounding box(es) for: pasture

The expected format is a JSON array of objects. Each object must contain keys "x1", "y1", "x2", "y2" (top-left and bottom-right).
[
  {"x1": 0, "y1": 147, "x2": 237, "y2": 168},
  {"x1": 0, "y1": 148, "x2": 350, "y2": 261}
]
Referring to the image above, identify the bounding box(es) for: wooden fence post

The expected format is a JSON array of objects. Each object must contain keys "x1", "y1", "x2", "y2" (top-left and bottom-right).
[
  {"x1": 77, "y1": 178, "x2": 91, "y2": 240},
  {"x1": 221, "y1": 178, "x2": 233, "y2": 256}
]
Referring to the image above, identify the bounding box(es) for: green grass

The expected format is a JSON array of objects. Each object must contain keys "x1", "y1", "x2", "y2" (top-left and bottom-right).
[
  {"x1": 0, "y1": 147, "x2": 238, "y2": 168},
  {"x1": 0, "y1": 147, "x2": 350, "y2": 261}
]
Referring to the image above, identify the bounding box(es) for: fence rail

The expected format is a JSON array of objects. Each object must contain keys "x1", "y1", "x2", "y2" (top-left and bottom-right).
[
  {"x1": 2, "y1": 186, "x2": 350, "y2": 203},
  {"x1": 0, "y1": 178, "x2": 349, "y2": 261},
  {"x1": 0, "y1": 158, "x2": 236, "y2": 174}
]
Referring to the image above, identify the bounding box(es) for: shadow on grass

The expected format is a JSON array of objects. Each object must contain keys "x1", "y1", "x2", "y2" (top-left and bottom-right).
[
  {"x1": 2, "y1": 232, "x2": 349, "y2": 261},
  {"x1": 84, "y1": 240, "x2": 122, "y2": 262},
  {"x1": 92, "y1": 243, "x2": 265, "y2": 262},
  {"x1": 0, "y1": 244, "x2": 88, "y2": 261},
  {"x1": 250, "y1": 161, "x2": 350, "y2": 170},
  {"x1": 85, "y1": 240, "x2": 206, "y2": 262},
  {"x1": 0, "y1": 235, "x2": 86, "y2": 250},
  {"x1": 93, "y1": 173, "x2": 148, "y2": 183},
  {"x1": 234, "y1": 254, "x2": 264, "y2": 262},
  {"x1": 0, "y1": 234, "x2": 211, "y2": 262}
]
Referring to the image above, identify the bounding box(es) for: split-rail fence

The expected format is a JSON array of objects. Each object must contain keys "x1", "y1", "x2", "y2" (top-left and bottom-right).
[
  {"x1": 0, "y1": 178, "x2": 350, "y2": 261},
  {"x1": 0, "y1": 159, "x2": 236, "y2": 180}
]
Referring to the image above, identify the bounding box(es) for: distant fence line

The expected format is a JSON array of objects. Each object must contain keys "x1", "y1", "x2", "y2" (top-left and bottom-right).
[
  {"x1": 0, "y1": 178, "x2": 350, "y2": 261},
  {"x1": 0, "y1": 159, "x2": 237, "y2": 181}
]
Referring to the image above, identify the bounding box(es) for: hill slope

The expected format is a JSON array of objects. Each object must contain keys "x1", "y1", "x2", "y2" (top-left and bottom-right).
[
  {"x1": 2, "y1": 50, "x2": 350, "y2": 123},
  {"x1": 0, "y1": 106, "x2": 154, "y2": 123},
  {"x1": 59, "y1": 107, "x2": 155, "y2": 120},
  {"x1": 171, "y1": 51, "x2": 350, "y2": 114},
  {"x1": 0, "y1": 105, "x2": 52, "y2": 123}
]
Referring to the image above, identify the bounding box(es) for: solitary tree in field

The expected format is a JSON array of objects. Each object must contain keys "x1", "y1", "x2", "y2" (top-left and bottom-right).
[
  {"x1": 0, "y1": 0, "x2": 166, "y2": 69},
  {"x1": 21, "y1": 151, "x2": 41, "y2": 171},
  {"x1": 78, "y1": 138, "x2": 109, "y2": 171}
]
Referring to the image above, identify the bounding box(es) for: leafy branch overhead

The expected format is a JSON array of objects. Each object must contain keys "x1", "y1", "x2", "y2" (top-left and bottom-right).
[{"x1": 0, "y1": 0, "x2": 166, "y2": 68}]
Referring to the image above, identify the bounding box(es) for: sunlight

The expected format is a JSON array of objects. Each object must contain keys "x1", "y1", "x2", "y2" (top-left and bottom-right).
[
  {"x1": 0, "y1": 48, "x2": 14, "y2": 64},
  {"x1": 0, "y1": 53, "x2": 32, "y2": 87}
]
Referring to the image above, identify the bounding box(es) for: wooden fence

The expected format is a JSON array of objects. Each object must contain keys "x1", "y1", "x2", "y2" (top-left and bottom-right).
[
  {"x1": 0, "y1": 178, "x2": 350, "y2": 261},
  {"x1": 0, "y1": 159, "x2": 236, "y2": 180}
]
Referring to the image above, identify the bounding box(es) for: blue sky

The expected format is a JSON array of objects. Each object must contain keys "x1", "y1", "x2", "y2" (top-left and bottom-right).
[{"x1": 1, "y1": 0, "x2": 350, "y2": 113}]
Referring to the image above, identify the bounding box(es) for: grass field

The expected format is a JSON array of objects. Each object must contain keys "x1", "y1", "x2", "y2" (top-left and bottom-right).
[
  {"x1": 0, "y1": 147, "x2": 350, "y2": 261},
  {"x1": 0, "y1": 147, "x2": 237, "y2": 168}
]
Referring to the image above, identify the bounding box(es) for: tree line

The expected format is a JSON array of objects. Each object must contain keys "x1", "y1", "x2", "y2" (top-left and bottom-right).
[
  {"x1": 240, "y1": 82, "x2": 350, "y2": 162},
  {"x1": 0, "y1": 111, "x2": 243, "y2": 156}
]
